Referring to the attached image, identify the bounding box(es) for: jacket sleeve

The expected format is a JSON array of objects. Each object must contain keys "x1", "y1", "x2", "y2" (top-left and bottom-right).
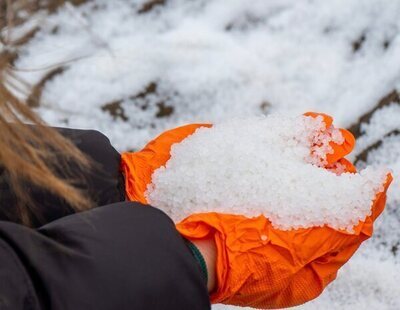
[
  {"x1": 0, "y1": 128, "x2": 125, "y2": 226},
  {"x1": 0, "y1": 202, "x2": 210, "y2": 310}
]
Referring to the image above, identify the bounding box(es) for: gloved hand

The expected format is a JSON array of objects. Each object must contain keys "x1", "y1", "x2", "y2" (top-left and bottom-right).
[
  {"x1": 121, "y1": 114, "x2": 392, "y2": 309},
  {"x1": 121, "y1": 123, "x2": 212, "y2": 204}
]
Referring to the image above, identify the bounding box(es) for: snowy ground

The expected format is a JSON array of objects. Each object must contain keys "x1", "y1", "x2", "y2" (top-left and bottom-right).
[{"x1": 5, "y1": 0, "x2": 400, "y2": 309}]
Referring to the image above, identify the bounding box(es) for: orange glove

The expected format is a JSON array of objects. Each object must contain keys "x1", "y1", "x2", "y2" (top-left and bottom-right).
[
  {"x1": 121, "y1": 114, "x2": 392, "y2": 309},
  {"x1": 304, "y1": 112, "x2": 356, "y2": 171}
]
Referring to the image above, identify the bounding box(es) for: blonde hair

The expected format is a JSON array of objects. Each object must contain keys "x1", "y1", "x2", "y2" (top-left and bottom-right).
[{"x1": 1, "y1": 1, "x2": 93, "y2": 226}]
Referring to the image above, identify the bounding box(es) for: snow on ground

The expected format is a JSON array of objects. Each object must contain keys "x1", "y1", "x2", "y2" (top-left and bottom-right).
[
  {"x1": 12, "y1": 0, "x2": 400, "y2": 150},
  {"x1": 8, "y1": 0, "x2": 400, "y2": 309}
]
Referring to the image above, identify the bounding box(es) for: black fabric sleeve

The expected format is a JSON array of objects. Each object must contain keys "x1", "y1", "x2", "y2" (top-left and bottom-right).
[
  {"x1": 54, "y1": 128, "x2": 126, "y2": 205},
  {"x1": 0, "y1": 128, "x2": 125, "y2": 227},
  {"x1": 0, "y1": 202, "x2": 210, "y2": 310}
]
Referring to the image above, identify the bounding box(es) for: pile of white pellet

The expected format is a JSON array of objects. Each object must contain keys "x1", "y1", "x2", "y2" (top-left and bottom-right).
[{"x1": 146, "y1": 114, "x2": 388, "y2": 231}]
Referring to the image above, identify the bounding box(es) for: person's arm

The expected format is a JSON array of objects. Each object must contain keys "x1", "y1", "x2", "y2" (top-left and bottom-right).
[
  {"x1": 0, "y1": 128, "x2": 125, "y2": 227},
  {"x1": 0, "y1": 202, "x2": 210, "y2": 310},
  {"x1": 191, "y1": 238, "x2": 217, "y2": 293}
]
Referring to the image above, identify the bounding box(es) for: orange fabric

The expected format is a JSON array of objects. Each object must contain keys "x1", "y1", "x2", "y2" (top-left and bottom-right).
[
  {"x1": 177, "y1": 175, "x2": 392, "y2": 309},
  {"x1": 121, "y1": 114, "x2": 392, "y2": 309},
  {"x1": 304, "y1": 112, "x2": 355, "y2": 165},
  {"x1": 304, "y1": 111, "x2": 333, "y2": 128},
  {"x1": 326, "y1": 128, "x2": 355, "y2": 165},
  {"x1": 176, "y1": 177, "x2": 392, "y2": 308}
]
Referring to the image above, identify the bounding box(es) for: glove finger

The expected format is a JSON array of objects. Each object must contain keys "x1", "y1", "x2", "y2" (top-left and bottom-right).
[
  {"x1": 326, "y1": 128, "x2": 356, "y2": 165},
  {"x1": 304, "y1": 111, "x2": 333, "y2": 128},
  {"x1": 304, "y1": 112, "x2": 355, "y2": 166}
]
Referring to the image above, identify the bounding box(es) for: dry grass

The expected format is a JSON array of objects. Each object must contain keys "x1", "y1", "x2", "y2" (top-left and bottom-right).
[
  {"x1": 348, "y1": 90, "x2": 400, "y2": 138},
  {"x1": 138, "y1": 0, "x2": 165, "y2": 14},
  {"x1": 348, "y1": 90, "x2": 400, "y2": 164}
]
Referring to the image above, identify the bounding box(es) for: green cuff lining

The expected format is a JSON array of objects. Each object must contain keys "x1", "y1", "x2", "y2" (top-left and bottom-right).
[{"x1": 185, "y1": 239, "x2": 208, "y2": 285}]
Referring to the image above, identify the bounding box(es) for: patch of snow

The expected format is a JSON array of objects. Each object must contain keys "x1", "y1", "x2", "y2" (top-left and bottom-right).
[
  {"x1": 352, "y1": 104, "x2": 400, "y2": 160},
  {"x1": 12, "y1": 0, "x2": 400, "y2": 150}
]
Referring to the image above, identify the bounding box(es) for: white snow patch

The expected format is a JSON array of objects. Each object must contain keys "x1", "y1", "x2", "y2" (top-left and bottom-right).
[
  {"x1": 352, "y1": 103, "x2": 400, "y2": 161},
  {"x1": 12, "y1": 0, "x2": 400, "y2": 150},
  {"x1": 363, "y1": 134, "x2": 400, "y2": 206}
]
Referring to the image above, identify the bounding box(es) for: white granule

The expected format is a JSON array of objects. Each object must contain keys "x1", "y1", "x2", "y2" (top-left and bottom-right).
[{"x1": 146, "y1": 114, "x2": 388, "y2": 231}]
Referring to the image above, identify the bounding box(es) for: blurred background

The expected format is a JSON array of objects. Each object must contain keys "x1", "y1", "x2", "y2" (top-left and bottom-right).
[{"x1": 1, "y1": 0, "x2": 400, "y2": 309}]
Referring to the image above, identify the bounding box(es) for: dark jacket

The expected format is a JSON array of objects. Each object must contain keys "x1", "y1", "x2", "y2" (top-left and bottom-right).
[
  {"x1": 0, "y1": 129, "x2": 210, "y2": 310},
  {"x1": 0, "y1": 128, "x2": 126, "y2": 226},
  {"x1": 0, "y1": 203, "x2": 210, "y2": 310}
]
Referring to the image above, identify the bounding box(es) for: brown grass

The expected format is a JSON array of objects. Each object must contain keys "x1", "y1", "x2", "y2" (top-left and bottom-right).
[
  {"x1": 348, "y1": 90, "x2": 400, "y2": 138},
  {"x1": 347, "y1": 90, "x2": 400, "y2": 164},
  {"x1": 138, "y1": 0, "x2": 165, "y2": 14}
]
